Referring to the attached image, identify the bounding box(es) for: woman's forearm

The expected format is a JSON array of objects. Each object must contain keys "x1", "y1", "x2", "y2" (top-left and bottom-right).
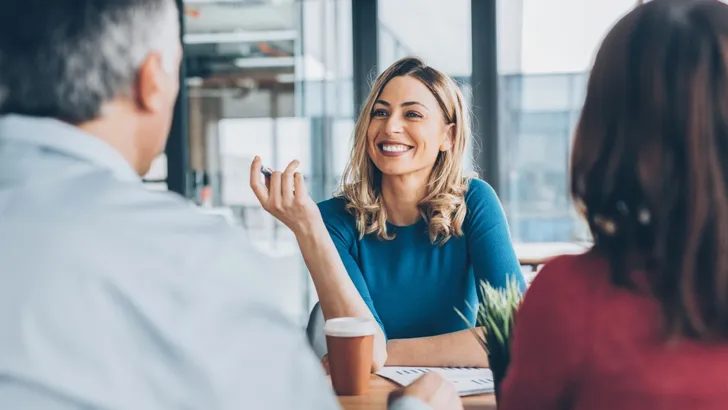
[
  {"x1": 386, "y1": 327, "x2": 489, "y2": 368},
  {"x1": 295, "y1": 223, "x2": 388, "y2": 370}
]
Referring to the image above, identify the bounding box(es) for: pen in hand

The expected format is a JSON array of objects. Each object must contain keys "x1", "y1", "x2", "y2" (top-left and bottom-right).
[
  {"x1": 260, "y1": 164, "x2": 305, "y2": 182},
  {"x1": 260, "y1": 164, "x2": 273, "y2": 190},
  {"x1": 260, "y1": 165, "x2": 273, "y2": 178},
  {"x1": 259, "y1": 164, "x2": 303, "y2": 193}
]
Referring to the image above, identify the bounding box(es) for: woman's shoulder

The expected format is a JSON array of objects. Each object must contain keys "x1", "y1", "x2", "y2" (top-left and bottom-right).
[
  {"x1": 462, "y1": 178, "x2": 507, "y2": 229},
  {"x1": 533, "y1": 251, "x2": 605, "y2": 292},
  {"x1": 524, "y1": 251, "x2": 613, "y2": 317},
  {"x1": 317, "y1": 196, "x2": 348, "y2": 216},
  {"x1": 517, "y1": 251, "x2": 602, "y2": 330},
  {"x1": 464, "y1": 177, "x2": 499, "y2": 205},
  {"x1": 502, "y1": 251, "x2": 600, "y2": 398},
  {"x1": 317, "y1": 196, "x2": 357, "y2": 235}
]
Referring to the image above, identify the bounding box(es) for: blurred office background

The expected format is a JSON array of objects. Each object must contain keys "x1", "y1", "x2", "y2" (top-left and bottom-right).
[{"x1": 145, "y1": 0, "x2": 642, "y2": 325}]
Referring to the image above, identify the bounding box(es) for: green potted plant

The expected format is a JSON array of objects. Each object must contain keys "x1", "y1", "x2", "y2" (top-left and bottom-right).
[{"x1": 458, "y1": 276, "x2": 524, "y2": 401}]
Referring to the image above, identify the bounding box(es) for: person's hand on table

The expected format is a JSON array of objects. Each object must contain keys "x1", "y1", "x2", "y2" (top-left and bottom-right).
[{"x1": 388, "y1": 372, "x2": 463, "y2": 410}]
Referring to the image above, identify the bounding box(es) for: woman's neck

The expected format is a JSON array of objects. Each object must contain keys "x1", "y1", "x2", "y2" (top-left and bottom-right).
[{"x1": 380, "y1": 173, "x2": 429, "y2": 226}]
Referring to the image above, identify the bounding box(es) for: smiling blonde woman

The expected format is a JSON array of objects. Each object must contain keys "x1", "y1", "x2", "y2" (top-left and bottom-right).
[{"x1": 251, "y1": 57, "x2": 525, "y2": 370}]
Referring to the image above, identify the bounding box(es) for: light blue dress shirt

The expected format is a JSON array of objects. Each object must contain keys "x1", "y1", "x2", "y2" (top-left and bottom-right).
[
  {"x1": 0, "y1": 114, "x2": 433, "y2": 410},
  {"x1": 0, "y1": 115, "x2": 345, "y2": 409}
]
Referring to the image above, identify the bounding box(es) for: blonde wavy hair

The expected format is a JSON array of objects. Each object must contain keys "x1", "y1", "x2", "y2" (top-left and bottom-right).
[{"x1": 337, "y1": 57, "x2": 472, "y2": 245}]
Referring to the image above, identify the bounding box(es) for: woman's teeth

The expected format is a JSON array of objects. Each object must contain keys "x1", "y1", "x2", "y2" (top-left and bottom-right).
[{"x1": 381, "y1": 144, "x2": 411, "y2": 152}]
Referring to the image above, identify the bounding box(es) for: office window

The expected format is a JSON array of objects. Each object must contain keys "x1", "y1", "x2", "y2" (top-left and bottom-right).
[
  {"x1": 182, "y1": 0, "x2": 353, "y2": 324},
  {"x1": 497, "y1": 0, "x2": 637, "y2": 243}
]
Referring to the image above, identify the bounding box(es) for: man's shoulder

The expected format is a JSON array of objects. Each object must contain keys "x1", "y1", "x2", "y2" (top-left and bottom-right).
[
  {"x1": 60, "y1": 172, "x2": 227, "y2": 232},
  {"x1": 0, "y1": 161, "x2": 267, "y2": 295},
  {"x1": 50, "y1": 173, "x2": 267, "y2": 291},
  {"x1": 9, "y1": 168, "x2": 247, "y2": 260}
]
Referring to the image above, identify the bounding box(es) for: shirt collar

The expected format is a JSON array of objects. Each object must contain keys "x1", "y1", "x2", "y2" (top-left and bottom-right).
[{"x1": 0, "y1": 114, "x2": 141, "y2": 183}]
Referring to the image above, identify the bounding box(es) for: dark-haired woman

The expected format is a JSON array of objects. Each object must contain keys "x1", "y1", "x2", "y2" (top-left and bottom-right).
[{"x1": 500, "y1": 1, "x2": 728, "y2": 409}]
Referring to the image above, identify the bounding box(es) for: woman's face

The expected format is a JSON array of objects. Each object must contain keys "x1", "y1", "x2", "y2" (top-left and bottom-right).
[{"x1": 366, "y1": 76, "x2": 453, "y2": 178}]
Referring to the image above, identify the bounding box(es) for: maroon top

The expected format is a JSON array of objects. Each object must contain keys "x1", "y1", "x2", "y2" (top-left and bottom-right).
[{"x1": 500, "y1": 251, "x2": 728, "y2": 410}]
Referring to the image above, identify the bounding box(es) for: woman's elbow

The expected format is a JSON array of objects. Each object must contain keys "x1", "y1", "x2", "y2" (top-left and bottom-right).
[
  {"x1": 372, "y1": 348, "x2": 387, "y2": 372},
  {"x1": 371, "y1": 336, "x2": 388, "y2": 372}
]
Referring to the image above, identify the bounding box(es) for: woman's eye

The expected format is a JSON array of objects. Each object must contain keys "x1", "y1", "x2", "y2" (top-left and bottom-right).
[
  {"x1": 371, "y1": 109, "x2": 388, "y2": 118},
  {"x1": 405, "y1": 111, "x2": 423, "y2": 119}
]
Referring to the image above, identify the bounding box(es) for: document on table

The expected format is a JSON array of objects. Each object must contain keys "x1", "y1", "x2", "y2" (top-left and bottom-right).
[{"x1": 375, "y1": 367, "x2": 494, "y2": 396}]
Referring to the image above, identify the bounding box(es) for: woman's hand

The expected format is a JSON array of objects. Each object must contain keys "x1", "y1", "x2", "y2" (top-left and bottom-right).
[
  {"x1": 388, "y1": 373, "x2": 463, "y2": 410},
  {"x1": 249, "y1": 156, "x2": 323, "y2": 237}
]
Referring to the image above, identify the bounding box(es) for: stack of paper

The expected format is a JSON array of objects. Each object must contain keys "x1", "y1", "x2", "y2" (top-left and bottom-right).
[{"x1": 376, "y1": 366, "x2": 494, "y2": 396}]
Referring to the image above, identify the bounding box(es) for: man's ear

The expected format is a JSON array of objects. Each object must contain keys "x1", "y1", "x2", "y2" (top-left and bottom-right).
[
  {"x1": 440, "y1": 123, "x2": 455, "y2": 152},
  {"x1": 134, "y1": 51, "x2": 166, "y2": 113}
]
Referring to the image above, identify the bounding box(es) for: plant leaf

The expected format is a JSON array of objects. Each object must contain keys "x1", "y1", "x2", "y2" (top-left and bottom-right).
[{"x1": 458, "y1": 275, "x2": 524, "y2": 369}]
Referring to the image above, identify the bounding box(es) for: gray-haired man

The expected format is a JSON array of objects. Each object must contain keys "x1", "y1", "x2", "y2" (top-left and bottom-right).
[{"x1": 0, "y1": 1, "x2": 457, "y2": 409}]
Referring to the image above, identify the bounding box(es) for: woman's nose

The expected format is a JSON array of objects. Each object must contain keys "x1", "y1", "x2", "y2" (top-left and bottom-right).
[{"x1": 384, "y1": 115, "x2": 404, "y2": 136}]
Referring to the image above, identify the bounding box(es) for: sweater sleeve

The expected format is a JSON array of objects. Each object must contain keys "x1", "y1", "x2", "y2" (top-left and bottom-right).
[
  {"x1": 465, "y1": 179, "x2": 526, "y2": 292},
  {"x1": 318, "y1": 198, "x2": 387, "y2": 338},
  {"x1": 499, "y1": 255, "x2": 591, "y2": 410}
]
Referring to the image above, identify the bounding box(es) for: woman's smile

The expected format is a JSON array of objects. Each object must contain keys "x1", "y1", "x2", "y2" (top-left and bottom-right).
[{"x1": 378, "y1": 142, "x2": 414, "y2": 157}]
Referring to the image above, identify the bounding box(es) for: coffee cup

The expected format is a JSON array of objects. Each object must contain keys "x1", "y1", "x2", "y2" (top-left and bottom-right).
[{"x1": 324, "y1": 317, "x2": 377, "y2": 396}]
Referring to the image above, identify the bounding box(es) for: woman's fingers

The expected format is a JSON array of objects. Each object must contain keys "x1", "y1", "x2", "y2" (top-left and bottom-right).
[
  {"x1": 293, "y1": 172, "x2": 309, "y2": 206},
  {"x1": 283, "y1": 160, "x2": 300, "y2": 174},
  {"x1": 268, "y1": 171, "x2": 283, "y2": 211},
  {"x1": 282, "y1": 160, "x2": 300, "y2": 206},
  {"x1": 249, "y1": 156, "x2": 269, "y2": 204},
  {"x1": 250, "y1": 157, "x2": 308, "y2": 217}
]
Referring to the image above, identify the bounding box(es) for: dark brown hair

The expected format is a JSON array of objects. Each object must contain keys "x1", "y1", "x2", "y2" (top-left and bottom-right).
[{"x1": 571, "y1": 0, "x2": 728, "y2": 339}]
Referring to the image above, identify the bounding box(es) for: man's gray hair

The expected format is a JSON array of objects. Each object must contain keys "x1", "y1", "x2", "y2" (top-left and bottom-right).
[{"x1": 0, "y1": 0, "x2": 180, "y2": 124}]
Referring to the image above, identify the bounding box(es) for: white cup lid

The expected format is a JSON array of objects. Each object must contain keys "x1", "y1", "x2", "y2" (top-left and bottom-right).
[{"x1": 323, "y1": 317, "x2": 378, "y2": 337}]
